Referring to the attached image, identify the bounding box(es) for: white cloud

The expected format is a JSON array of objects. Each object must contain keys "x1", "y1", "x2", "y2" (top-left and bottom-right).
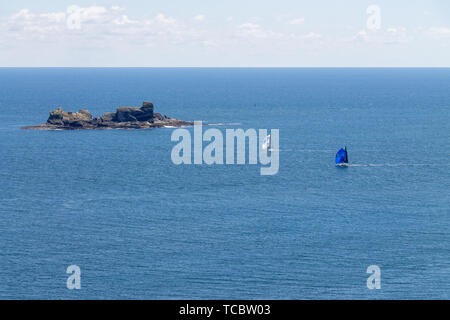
[
  {"x1": 1, "y1": 7, "x2": 324, "y2": 48},
  {"x1": 202, "y1": 40, "x2": 217, "y2": 47},
  {"x1": 193, "y1": 15, "x2": 205, "y2": 22},
  {"x1": 11, "y1": 9, "x2": 34, "y2": 20},
  {"x1": 353, "y1": 29, "x2": 368, "y2": 42},
  {"x1": 113, "y1": 15, "x2": 138, "y2": 25},
  {"x1": 77, "y1": 6, "x2": 108, "y2": 24},
  {"x1": 288, "y1": 18, "x2": 304, "y2": 25},
  {"x1": 237, "y1": 22, "x2": 282, "y2": 39},
  {"x1": 237, "y1": 22, "x2": 262, "y2": 37},
  {"x1": 40, "y1": 12, "x2": 66, "y2": 23},
  {"x1": 349, "y1": 26, "x2": 410, "y2": 44},
  {"x1": 384, "y1": 27, "x2": 409, "y2": 44},
  {"x1": 0, "y1": 7, "x2": 200, "y2": 46},
  {"x1": 111, "y1": 6, "x2": 125, "y2": 12},
  {"x1": 235, "y1": 21, "x2": 322, "y2": 45},
  {"x1": 427, "y1": 27, "x2": 450, "y2": 39},
  {"x1": 5, "y1": 8, "x2": 66, "y2": 35},
  {"x1": 154, "y1": 13, "x2": 176, "y2": 25},
  {"x1": 301, "y1": 32, "x2": 321, "y2": 40}
]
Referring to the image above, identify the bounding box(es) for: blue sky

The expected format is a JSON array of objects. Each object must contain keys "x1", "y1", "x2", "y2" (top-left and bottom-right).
[{"x1": 0, "y1": 0, "x2": 449, "y2": 66}]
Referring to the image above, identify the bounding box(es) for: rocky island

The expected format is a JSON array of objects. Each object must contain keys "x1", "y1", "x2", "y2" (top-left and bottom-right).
[{"x1": 22, "y1": 102, "x2": 193, "y2": 130}]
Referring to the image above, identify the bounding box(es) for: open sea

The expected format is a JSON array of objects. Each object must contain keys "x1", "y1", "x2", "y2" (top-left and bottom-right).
[{"x1": 0, "y1": 68, "x2": 449, "y2": 299}]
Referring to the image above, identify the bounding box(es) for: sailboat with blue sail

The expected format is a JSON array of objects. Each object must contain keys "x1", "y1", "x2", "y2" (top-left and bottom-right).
[{"x1": 335, "y1": 146, "x2": 349, "y2": 166}]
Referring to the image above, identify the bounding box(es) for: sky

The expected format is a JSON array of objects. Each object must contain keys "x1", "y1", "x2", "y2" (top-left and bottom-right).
[{"x1": 0, "y1": 0, "x2": 449, "y2": 67}]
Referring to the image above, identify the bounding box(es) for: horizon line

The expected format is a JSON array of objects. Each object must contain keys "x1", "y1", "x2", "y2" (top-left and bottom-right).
[{"x1": 1, "y1": 66, "x2": 450, "y2": 69}]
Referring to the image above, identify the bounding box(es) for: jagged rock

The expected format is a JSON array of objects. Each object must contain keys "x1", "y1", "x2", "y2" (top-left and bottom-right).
[
  {"x1": 22, "y1": 102, "x2": 192, "y2": 130},
  {"x1": 47, "y1": 108, "x2": 92, "y2": 126},
  {"x1": 153, "y1": 112, "x2": 168, "y2": 121},
  {"x1": 114, "y1": 101, "x2": 154, "y2": 122},
  {"x1": 99, "y1": 112, "x2": 115, "y2": 122}
]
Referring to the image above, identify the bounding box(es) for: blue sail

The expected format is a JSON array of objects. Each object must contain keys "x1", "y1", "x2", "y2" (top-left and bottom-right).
[{"x1": 335, "y1": 147, "x2": 348, "y2": 165}]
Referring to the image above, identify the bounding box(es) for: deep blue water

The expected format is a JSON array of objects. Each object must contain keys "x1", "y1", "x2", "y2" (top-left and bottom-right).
[{"x1": 0, "y1": 68, "x2": 449, "y2": 299}]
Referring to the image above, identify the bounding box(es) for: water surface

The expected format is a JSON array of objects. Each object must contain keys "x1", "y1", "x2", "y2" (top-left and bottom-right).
[{"x1": 0, "y1": 68, "x2": 449, "y2": 299}]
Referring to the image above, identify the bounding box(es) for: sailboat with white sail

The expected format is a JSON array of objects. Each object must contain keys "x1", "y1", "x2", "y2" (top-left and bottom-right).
[{"x1": 262, "y1": 134, "x2": 272, "y2": 151}]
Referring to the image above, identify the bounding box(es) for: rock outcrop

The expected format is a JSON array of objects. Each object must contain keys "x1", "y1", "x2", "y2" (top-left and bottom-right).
[
  {"x1": 114, "y1": 101, "x2": 154, "y2": 122},
  {"x1": 22, "y1": 102, "x2": 193, "y2": 130},
  {"x1": 47, "y1": 108, "x2": 93, "y2": 127}
]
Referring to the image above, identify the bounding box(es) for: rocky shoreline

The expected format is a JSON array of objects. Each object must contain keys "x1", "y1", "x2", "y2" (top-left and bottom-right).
[{"x1": 21, "y1": 102, "x2": 193, "y2": 130}]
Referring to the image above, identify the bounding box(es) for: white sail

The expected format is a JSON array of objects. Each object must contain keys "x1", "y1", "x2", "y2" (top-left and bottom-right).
[{"x1": 262, "y1": 134, "x2": 271, "y2": 151}]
